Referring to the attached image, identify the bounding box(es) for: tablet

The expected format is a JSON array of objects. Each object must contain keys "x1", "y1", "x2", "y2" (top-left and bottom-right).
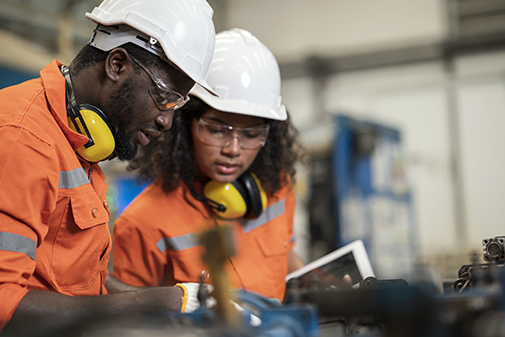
[{"x1": 285, "y1": 239, "x2": 375, "y2": 289}]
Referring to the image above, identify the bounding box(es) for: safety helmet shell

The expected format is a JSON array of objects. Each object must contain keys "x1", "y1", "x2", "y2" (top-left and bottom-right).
[
  {"x1": 86, "y1": 0, "x2": 217, "y2": 96},
  {"x1": 190, "y1": 28, "x2": 287, "y2": 121}
]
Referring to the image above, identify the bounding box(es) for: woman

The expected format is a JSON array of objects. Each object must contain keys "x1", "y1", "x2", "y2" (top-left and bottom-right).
[{"x1": 112, "y1": 29, "x2": 305, "y2": 303}]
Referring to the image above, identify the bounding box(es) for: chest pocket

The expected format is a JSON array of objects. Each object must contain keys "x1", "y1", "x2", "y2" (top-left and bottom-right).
[
  {"x1": 51, "y1": 189, "x2": 110, "y2": 294},
  {"x1": 255, "y1": 232, "x2": 290, "y2": 257},
  {"x1": 241, "y1": 204, "x2": 291, "y2": 299},
  {"x1": 161, "y1": 232, "x2": 208, "y2": 285}
]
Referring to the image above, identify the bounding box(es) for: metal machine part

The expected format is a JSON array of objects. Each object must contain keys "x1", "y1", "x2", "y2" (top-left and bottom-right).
[
  {"x1": 483, "y1": 236, "x2": 505, "y2": 263},
  {"x1": 359, "y1": 277, "x2": 408, "y2": 289},
  {"x1": 451, "y1": 236, "x2": 505, "y2": 293}
]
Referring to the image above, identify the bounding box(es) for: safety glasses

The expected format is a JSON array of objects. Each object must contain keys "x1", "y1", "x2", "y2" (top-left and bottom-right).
[
  {"x1": 196, "y1": 118, "x2": 270, "y2": 150},
  {"x1": 129, "y1": 54, "x2": 190, "y2": 111}
]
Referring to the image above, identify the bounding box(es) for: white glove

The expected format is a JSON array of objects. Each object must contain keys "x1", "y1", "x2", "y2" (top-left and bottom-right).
[
  {"x1": 175, "y1": 282, "x2": 216, "y2": 313},
  {"x1": 175, "y1": 283, "x2": 261, "y2": 327}
]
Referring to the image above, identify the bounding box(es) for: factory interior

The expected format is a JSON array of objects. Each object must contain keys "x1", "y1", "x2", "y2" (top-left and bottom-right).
[{"x1": 1, "y1": 0, "x2": 505, "y2": 336}]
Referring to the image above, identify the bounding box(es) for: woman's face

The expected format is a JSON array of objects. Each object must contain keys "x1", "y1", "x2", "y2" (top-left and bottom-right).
[{"x1": 191, "y1": 109, "x2": 265, "y2": 183}]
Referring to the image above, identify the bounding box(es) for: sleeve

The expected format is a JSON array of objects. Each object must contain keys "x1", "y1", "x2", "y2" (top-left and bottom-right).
[
  {"x1": 112, "y1": 215, "x2": 168, "y2": 287},
  {"x1": 0, "y1": 127, "x2": 59, "y2": 332}
]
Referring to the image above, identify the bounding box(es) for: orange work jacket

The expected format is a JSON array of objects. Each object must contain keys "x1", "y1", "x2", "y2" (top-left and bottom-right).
[
  {"x1": 0, "y1": 61, "x2": 111, "y2": 332},
  {"x1": 113, "y1": 181, "x2": 296, "y2": 300}
]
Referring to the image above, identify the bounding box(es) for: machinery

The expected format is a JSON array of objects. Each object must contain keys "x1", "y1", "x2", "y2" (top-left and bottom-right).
[
  {"x1": 451, "y1": 236, "x2": 505, "y2": 293},
  {"x1": 293, "y1": 236, "x2": 505, "y2": 337},
  {"x1": 41, "y1": 234, "x2": 505, "y2": 337},
  {"x1": 138, "y1": 235, "x2": 505, "y2": 337}
]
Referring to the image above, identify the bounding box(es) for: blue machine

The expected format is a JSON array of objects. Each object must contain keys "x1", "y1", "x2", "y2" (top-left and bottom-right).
[
  {"x1": 168, "y1": 291, "x2": 320, "y2": 337},
  {"x1": 332, "y1": 115, "x2": 416, "y2": 278}
]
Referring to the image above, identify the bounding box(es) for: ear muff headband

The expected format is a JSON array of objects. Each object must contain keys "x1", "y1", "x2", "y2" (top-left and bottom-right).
[
  {"x1": 230, "y1": 178, "x2": 250, "y2": 211},
  {"x1": 251, "y1": 173, "x2": 268, "y2": 215},
  {"x1": 62, "y1": 65, "x2": 116, "y2": 162},
  {"x1": 203, "y1": 172, "x2": 267, "y2": 219},
  {"x1": 237, "y1": 173, "x2": 263, "y2": 218}
]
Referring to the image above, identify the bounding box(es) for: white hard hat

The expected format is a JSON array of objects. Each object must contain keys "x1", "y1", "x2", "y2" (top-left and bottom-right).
[
  {"x1": 190, "y1": 28, "x2": 287, "y2": 120},
  {"x1": 86, "y1": 0, "x2": 217, "y2": 96}
]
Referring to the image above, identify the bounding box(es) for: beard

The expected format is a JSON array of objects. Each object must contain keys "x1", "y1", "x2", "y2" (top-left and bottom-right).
[{"x1": 106, "y1": 77, "x2": 138, "y2": 161}]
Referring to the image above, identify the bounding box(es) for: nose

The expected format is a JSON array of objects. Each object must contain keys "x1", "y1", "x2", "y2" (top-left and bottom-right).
[
  {"x1": 222, "y1": 135, "x2": 242, "y2": 157},
  {"x1": 155, "y1": 110, "x2": 174, "y2": 131}
]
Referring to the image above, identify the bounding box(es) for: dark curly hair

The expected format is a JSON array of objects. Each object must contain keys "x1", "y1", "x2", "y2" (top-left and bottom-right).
[{"x1": 128, "y1": 96, "x2": 304, "y2": 197}]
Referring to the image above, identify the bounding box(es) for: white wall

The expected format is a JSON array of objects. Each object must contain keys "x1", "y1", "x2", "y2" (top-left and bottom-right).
[
  {"x1": 455, "y1": 51, "x2": 505, "y2": 245},
  {"x1": 226, "y1": 0, "x2": 447, "y2": 63}
]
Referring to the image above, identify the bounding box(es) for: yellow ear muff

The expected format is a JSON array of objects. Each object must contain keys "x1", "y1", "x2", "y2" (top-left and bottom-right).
[
  {"x1": 204, "y1": 180, "x2": 248, "y2": 219},
  {"x1": 250, "y1": 173, "x2": 268, "y2": 212},
  {"x1": 67, "y1": 104, "x2": 115, "y2": 163},
  {"x1": 62, "y1": 65, "x2": 116, "y2": 163},
  {"x1": 203, "y1": 173, "x2": 267, "y2": 219}
]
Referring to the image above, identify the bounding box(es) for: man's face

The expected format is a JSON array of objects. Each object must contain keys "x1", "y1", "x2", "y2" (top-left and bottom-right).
[{"x1": 106, "y1": 60, "x2": 194, "y2": 161}]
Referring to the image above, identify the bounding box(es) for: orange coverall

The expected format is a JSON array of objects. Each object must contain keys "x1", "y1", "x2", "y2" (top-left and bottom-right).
[
  {"x1": 112, "y1": 181, "x2": 296, "y2": 300},
  {"x1": 0, "y1": 61, "x2": 111, "y2": 332}
]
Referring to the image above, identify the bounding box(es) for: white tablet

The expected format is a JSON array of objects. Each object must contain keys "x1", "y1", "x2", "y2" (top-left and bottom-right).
[{"x1": 285, "y1": 239, "x2": 375, "y2": 288}]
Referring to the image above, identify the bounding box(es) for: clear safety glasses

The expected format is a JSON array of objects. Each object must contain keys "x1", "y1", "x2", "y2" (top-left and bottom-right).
[
  {"x1": 196, "y1": 118, "x2": 270, "y2": 150},
  {"x1": 129, "y1": 54, "x2": 190, "y2": 111}
]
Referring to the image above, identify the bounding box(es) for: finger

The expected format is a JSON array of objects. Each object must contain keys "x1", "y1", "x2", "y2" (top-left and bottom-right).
[{"x1": 342, "y1": 274, "x2": 353, "y2": 286}]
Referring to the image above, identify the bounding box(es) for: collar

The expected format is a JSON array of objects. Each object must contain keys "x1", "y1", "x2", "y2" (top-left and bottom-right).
[
  {"x1": 180, "y1": 181, "x2": 213, "y2": 218},
  {"x1": 40, "y1": 60, "x2": 89, "y2": 152}
]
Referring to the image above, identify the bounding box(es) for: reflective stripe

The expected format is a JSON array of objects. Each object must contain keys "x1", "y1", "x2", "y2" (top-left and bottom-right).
[
  {"x1": 157, "y1": 198, "x2": 286, "y2": 252},
  {"x1": 59, "y1": 168, "x2": 89, "y2": 189},
  {"x1": 0, "y1": 231, "x2": 36, "y2": 260},
  {"x1": 242, "y1": 198, "x2": 286, "y2": 234},
  {"x1": 290, "y1": 233, "x2": 295, "y2": 243},
  {"x1": 157, "y1": 233, "x2": 201, "y2": 253}
]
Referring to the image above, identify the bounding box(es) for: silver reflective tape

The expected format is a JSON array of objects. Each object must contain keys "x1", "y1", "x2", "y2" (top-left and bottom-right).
[
  {"x1": 59, "y1": 168, "x2": 89, "y2": 189},
  {"x1": 156, "y1": 237, "x2": 168, "y2": 253},
  {"x1": 242, "y1": 198, "x2": 286, "y2": 234},
  {"x1": 0, "y1": 232, "x2": 36, "y2": 260},
  {"x1": 157, "y1": 233, "x2": 201, "y2": 253}
]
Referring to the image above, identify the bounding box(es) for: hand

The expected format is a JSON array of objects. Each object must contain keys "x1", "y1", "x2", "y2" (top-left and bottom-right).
[
  {"x1": 327, "y1": 274, "x2": 354, "y2": 290},
  {"x1": 175, "y1": 282, "x2": 216, "y2": 313},
  {"x1": 175, "y1": 283, "x2": 261, "y2": 327}
]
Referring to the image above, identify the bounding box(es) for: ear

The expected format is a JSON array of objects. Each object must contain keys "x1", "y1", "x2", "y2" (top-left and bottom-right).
[{"x1": 104, "y1": 48, "x2": 133, "y2": 83}]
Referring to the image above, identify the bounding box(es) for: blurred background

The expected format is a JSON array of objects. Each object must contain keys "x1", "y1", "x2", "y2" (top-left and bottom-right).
[{"x1": 1, "y1": 0, "x2": 505, "y2": 287}]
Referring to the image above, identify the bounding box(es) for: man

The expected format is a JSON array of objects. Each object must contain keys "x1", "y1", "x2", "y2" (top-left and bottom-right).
[{"x1": 0, "y1": 0, "x2": 216, "y2": 335}]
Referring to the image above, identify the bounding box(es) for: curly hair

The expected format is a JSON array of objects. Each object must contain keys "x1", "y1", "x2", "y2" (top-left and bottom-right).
[{"x1": 128, "y1": 96, "x2": 304, "y2": 197}]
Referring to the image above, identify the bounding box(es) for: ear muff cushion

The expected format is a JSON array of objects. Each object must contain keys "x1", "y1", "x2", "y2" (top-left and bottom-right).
[
  {"x1": 204, "y1": 180, "x2": 248, "y2": 219},
  {"x1": 68, "y1": 104, "x2": 115, "y2": 162},
  {"x1": 238, "y1": 172, "x2": 263, "y2": 218}
]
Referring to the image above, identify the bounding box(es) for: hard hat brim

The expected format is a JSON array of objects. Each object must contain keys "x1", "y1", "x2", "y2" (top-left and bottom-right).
[{"x1": 191, "y1": 85, "x2": 287, "y2": 121}]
